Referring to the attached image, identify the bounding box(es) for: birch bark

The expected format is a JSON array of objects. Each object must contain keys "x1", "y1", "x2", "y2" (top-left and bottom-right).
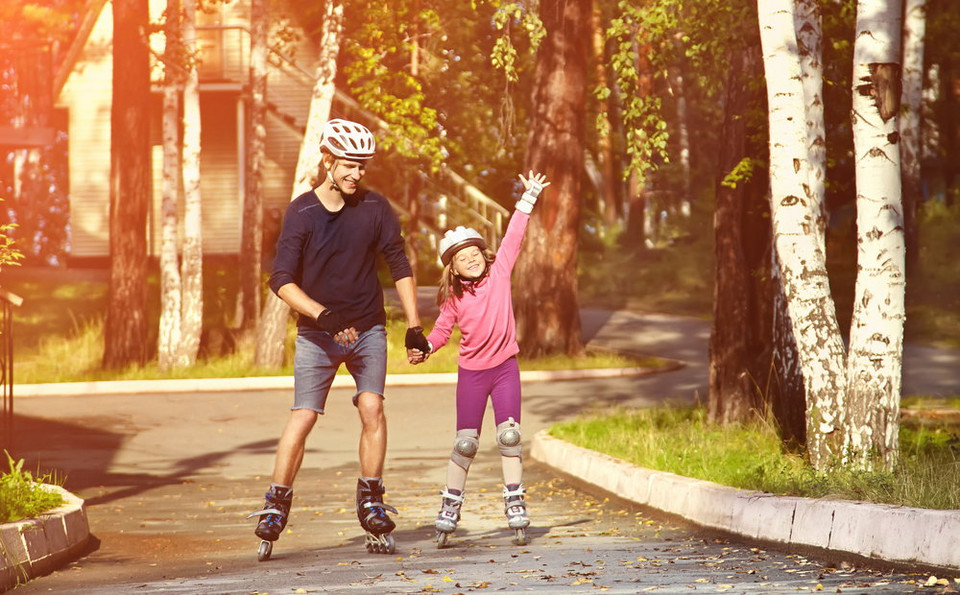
[
  {"x1": 179, "y1": 0, "x2": 203, "y2": 365},
  {"x1": 254, "y1": 0, "x2": 344, "y2": 368},
  {"x1": 158, "y1": 0, "x2": 185, "y2": 371},
  {"x1": 758, "y1": 0, "x2": 848, "y2": 471},
  {"x1": 846, "y1": 0, "x2": 906, "y2": 470}
]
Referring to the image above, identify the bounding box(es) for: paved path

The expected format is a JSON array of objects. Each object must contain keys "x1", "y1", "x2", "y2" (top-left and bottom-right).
[{"x1": 9, "y1": 309, "x2": 957, "y2": 593}]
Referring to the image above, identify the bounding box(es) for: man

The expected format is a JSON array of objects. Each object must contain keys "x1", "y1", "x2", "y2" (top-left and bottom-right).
[{"x1": 251, "y1": 118, "x2": 429, "y2": 558}]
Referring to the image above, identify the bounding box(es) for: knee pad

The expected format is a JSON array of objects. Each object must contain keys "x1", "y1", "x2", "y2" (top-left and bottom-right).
[
  {"x1": 450, "y1": 429, "x2": 480, "y2": 471},
  {"x1": 496, "y1": 417, "x2": 522, "y2": 458}
]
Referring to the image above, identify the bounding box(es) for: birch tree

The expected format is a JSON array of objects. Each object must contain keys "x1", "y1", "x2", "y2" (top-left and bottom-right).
[
  {"x1": 254, "y1": 0, "x2": 344, "y2": 368},
  {"x1": 238, "y1": 0, "x2": 267, "y2": 330},
  {"x1": 158, "y1": 0, "x2": 185, "y2": 371},
  {"x1": 758, "y1": 0, "x2": 848, "y2": 471},
  {"x1": 900, "y1": 0, "x2": 926, "y2": 268},
  {"x1": 846, "y1": 0, "x2": 906, "y2": 470},
  {"x1": 796, "y1": 0, "x2": 827, "y2": 250},
  {"x1": 179, "y1": 0, "x2": 203, "y2": 365}
]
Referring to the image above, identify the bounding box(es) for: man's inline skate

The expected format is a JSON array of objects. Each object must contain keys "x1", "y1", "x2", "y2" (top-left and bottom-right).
[
  {"x1": 434, "y1": 488, "x2": 465, "y2": 548},
  {"x1": 356, "y1": 477, "x2": 398, "y2": 553},
  {"x1": 503, "y1": 483, "x2": 530, "y2": 545},
  {"x1": 247, "y1": 485, "x2": 293, "y2": 561}
]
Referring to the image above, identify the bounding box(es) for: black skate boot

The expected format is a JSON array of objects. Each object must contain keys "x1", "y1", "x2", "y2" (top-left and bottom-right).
[
  {"x1": 356, "y1": 477, "x2": 398, "y2": 554},
  {"x1": 247, "y1": 485, "x2": 293, "y2": 561}
]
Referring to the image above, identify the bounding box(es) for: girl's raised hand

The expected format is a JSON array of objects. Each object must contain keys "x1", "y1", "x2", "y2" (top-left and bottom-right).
[{"x1": 519, "y1": 170, "x2": 550, "y2": 192}]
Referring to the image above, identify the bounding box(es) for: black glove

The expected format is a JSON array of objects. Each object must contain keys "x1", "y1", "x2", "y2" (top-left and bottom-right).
[
  {"x1": 405, "y1": 326, "x2": 430, "y2": 352},
  {"x1": 316, "y1": 309, "x2": 347, "y2": 334}
]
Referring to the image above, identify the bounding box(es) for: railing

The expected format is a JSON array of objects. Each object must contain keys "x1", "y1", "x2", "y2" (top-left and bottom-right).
[{"x1": 0, "y1": 288, "x2": 23, "y2": 451}]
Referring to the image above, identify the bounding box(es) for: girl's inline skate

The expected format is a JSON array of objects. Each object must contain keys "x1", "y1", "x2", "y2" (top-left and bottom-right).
[
  {"x1": 503, "y1": 483, "x2": 529, "y2": 545},
  {"x1": 434, "y1": 488, "x2": 465, "y2": 548}
]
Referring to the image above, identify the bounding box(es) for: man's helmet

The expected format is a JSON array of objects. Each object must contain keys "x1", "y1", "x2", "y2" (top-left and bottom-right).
[
  {"x1": 438, "y1": 226, "x2": 486, "y2": 266},
  {"x1": 320, "y1": 118, "x2": 376, "y2": 160}
]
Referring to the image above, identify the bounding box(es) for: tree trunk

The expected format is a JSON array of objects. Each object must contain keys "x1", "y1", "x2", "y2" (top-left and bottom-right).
[
  {"x1": 179, "y1": 0, "x2": 203, "y2": 366},
  {"x1": 846, "y1": 0, "x2": 906, "y2": 471},
  {"x1": 239, "y1": 0, "x2": 267, "y2": 330},
  {"x1": 103, "y1": 0, "x2": 151, "y2": 370},
  {"x1": 513, "y1": 0, "x2": 590, "y2": 357},
  {"x1": 901, "y1": 0, "x2": 926, "y2": 270},
  {"x1": 591, "y1": 3, "x2": 619, "y2": 228},
  {"x1": 254, "y1": 0, "x2": 344, "y2": 368},
  {"x1": 622, "y1": 42, "x2": 654, "y2": 249},
  {"x1": 796, "y1": 0, "x2": 827, "y2": 252},
  {"x1": 758, "y1": 0, "x2": 848, "y2": 472},
  {"x1": 669, "y1": 43, "x2": 692, "y2": 219},
  {"x1": 709, "y1": 42, "x2": 765, "y2": 424},
  {"x1": 158, "y1": 0, "x2": 184, "y2": 371}
]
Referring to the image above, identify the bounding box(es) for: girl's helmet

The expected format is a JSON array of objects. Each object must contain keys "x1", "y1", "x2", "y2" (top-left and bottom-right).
[
  {"x1": 438, "y1": 226, "x2": 486, "y2": 266},
  {"x1": 320, "y1": 118, "x2": 376, "y2": 160}
]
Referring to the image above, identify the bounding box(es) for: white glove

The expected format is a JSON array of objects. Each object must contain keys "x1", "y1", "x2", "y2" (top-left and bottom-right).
[{"x1": 515, "y1": 174, "x2": 546, "y2": 214}]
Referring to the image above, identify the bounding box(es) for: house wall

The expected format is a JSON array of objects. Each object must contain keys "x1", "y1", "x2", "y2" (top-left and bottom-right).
[{"x1": 58, "y1": 0, "x2": 317, "y2": 259}]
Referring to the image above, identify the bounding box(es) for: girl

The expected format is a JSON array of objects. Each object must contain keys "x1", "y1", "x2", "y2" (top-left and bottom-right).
[{"x1": 409, "y1": 171, "x2": 549, "y2": 547}]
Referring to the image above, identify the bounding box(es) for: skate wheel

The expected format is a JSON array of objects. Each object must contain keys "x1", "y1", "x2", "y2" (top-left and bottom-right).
[
  {"x1": 258, "y1": 539, "x2": 273, "y2": 561},
  {"x1": 365, "y1": 533, "x2": 396, "y2": 554},
  {"x1": 436, "y1": 530, "x2": 449, "y2": 548},
  {"x1": 514, "y1": 528, "x2": 527, "y2": 546}
]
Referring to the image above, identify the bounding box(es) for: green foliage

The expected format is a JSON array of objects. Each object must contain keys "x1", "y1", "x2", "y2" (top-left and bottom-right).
[
  {"x1": 340, "y1": 1, "x2": 447, "y2": 171},
  {"x1": 720, "y1": 158, "x2": 756, "y2": 190},
  {"x1": 0, "y1": 199, "x2": 24, "y2": 272},
  {"x1": 488, "y1": 1, "x2": 544, "y2": 83},
  {"x1": 551, "y1": 405, "x2": 960, "y2": 510},
  {"x1": 0, "y1": 452, "x2": 64, "y2": 523}
]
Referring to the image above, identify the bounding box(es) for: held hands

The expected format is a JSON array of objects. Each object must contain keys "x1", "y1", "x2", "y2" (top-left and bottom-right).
[
  {"x1": 516, "y1": 170, "x2": 550, "y2": 214},
  {"x1": 405, "y1": 326, "x2": 431, "y2": 365},
  {"x1": 316, "y1": 308, "x2": 358, "y2": 346}
]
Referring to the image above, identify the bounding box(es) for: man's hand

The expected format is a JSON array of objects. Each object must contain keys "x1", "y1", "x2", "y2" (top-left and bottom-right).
[
  {"x1": 405, "y1": 326, "x2": 430, "y2": 352},
  {"x1": 316, "y1": 309, "x2": 358, "y2": 345}
]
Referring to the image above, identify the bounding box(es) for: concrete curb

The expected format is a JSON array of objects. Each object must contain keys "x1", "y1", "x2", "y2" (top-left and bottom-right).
[
  {"x1": 530, "y1": 430, "x2": 960, "y2": 572},
  {"x1": 12, "y1": 365, "x2": 669, "y2": 398},
  {"x1": 0, "y1": 484, "x2": 90, "y2": 591}
]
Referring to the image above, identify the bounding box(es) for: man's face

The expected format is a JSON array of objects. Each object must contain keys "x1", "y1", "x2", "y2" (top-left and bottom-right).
[{"x1": 327, "y1": 157, "x2": 368, "y2": 194}]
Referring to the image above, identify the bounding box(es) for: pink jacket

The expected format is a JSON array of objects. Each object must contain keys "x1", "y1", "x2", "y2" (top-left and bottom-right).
[{"x1": 426, "y1": 211, "x2": 529, "y2": 370}]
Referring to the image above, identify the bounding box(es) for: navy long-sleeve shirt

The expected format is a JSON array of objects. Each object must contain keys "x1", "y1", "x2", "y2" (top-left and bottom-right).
[{"x1": 269, "y1": 188, "x2": 412, "y2": 340}]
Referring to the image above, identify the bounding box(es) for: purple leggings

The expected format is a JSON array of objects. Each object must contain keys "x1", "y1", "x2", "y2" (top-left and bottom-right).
[{"x1": 456, "y1": 356, "x2": 522, "y2": 431}]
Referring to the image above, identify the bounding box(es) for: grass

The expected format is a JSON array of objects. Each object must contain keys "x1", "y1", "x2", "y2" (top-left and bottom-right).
[
  {"x1": 550, "y1": 405, "x2": 960, "y2": 510},
  {"x1": 4, "y1": 264, "x2": 659, "y2": 384},
  {"x1": 0, "y1": 452, "x2": 64, "y2": 523}
]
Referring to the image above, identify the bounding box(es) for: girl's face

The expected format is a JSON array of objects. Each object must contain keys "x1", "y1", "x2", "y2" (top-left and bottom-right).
[{"x1": 452, "y1": 245, "x2": 486, "y2": 280}]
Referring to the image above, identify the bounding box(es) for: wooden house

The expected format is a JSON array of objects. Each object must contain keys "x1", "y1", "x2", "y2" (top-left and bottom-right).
[{"x1": 56, "y1": 0, "x2": 315, "y2": 259}]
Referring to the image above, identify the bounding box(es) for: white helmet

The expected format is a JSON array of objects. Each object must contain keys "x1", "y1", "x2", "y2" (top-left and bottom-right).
[
  {"x1": 438, "y1": 226, "x2": 486, "y2": 266},
  {"x1": 320, "y1": 118, "x2": 376, "y2": 160}
]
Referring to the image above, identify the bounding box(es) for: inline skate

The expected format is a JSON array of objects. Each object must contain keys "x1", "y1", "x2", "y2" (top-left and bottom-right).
[
  {"x1": 503, "y1": 483, "x2": 529, "y2": 545},
  {"x1": 247, "y1": 485, "x2": 293, "y2": 561},
  {"x1": 356, "y1": 477, "x2": 398, "y2": 553},
  {"x1": 434, "y1": 488, "x2": 465, "y2": 548}
]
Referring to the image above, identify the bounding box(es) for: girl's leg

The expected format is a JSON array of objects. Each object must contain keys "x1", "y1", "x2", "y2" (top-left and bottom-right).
[
  {"x1": 489, "y1": 358, "x2": 523, "y2": 485},
  {"x1": 446, "y1": 366, "x2": 493, "y2": 490}
]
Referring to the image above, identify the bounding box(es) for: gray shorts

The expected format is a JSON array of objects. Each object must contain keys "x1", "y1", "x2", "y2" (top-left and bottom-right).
[{"x1": 292, "y1": 325, "x2": 387, "y2": 414}]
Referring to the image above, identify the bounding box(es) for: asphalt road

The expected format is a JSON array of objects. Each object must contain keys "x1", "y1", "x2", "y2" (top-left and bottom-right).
[{"x1": 9, "y1": 309, "x2": 957, "y2": 593}]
